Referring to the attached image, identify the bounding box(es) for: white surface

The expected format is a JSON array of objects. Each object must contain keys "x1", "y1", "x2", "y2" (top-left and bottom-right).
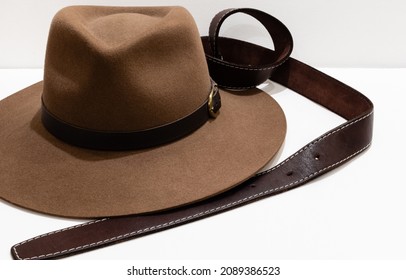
[
  {"x1": 1, "y1": 0, "x2": 406, "y2": 68},
  {"x1": 1, "y1": 68, "x2": 405, "y2": 260}
]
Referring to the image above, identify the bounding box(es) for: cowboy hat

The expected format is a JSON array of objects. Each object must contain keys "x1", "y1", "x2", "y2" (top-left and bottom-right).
[{"x1": 0, "y1": 5, "x2": 286, "y2": 218}]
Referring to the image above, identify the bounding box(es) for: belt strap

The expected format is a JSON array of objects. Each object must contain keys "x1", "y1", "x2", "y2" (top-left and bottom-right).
[{"x1": 10, "y1": 8, "x2": 374, "y2": 260}]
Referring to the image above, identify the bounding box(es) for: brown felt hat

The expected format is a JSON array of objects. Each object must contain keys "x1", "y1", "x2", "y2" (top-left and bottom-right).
[{"x1": 0, "y1": 6, "x2": 286, "y2": 218}]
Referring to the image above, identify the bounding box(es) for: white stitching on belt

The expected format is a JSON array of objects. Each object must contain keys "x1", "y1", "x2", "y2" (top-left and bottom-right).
[
  {"x1": 206, "y1": 56, "x2": 276, "y2": 71},
  {"x1": 12, "y1": 111, "x2": 373, "y2": 260}
]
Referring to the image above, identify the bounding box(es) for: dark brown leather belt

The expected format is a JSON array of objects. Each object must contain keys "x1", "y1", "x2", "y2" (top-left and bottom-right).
[{"x1": 10, "y1": 8, "x2": 374, "y2": 260}]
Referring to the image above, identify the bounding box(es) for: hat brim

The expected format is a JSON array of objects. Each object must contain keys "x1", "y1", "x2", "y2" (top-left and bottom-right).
[{"x1": 0, "y1": 81, "x2": 286, "y2": 218}]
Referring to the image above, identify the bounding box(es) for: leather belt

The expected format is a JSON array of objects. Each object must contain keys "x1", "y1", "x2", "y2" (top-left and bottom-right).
[{"x1": 10, "y1": 8, "x2": 374, "y2": 260}]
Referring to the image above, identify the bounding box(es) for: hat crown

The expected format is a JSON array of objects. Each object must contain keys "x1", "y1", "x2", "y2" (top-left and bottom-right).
[{"x1": 42, "y1": 6, "x2": 211, "y2": 131}]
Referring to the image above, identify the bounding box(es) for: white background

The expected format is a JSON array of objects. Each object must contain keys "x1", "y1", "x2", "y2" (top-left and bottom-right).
[
  {"x1": 1, "y1": 0, "x2": 406, "y2": 265},
  {"x1": 1, "y1": 0, "x2": 406, "y2": 68}
]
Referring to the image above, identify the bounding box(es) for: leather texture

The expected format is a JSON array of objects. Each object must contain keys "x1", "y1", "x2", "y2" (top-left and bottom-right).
[
  {"x1": 11, "y1": 8, "x2": 373, "y2": 260},
  {"x1": 41, "y1": 83, "x2": 221, "y2": 150},
  {"x1": 205, "y1": 8, "x2": 293, "y2": 89}
]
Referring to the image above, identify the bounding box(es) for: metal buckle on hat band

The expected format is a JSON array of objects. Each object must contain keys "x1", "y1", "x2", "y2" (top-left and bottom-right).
[
  {"x1": 208, "y1": 81, "x2": 221, "y2": 118},
  {"x1": 40, "y1": 81, "x2": 222, "y2": 151}
]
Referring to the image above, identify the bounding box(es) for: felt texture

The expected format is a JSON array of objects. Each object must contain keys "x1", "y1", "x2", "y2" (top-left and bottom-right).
[
  {"x1": 42, "y1": 6, "x2": 211, "y2": 131},
  {"x1": 0, "y1": 6, "x2": 286, "y2": 218}
]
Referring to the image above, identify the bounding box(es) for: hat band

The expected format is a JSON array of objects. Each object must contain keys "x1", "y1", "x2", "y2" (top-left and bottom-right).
[{"x1": 41, "y1": 83, "x2": 221, "y2": 150}]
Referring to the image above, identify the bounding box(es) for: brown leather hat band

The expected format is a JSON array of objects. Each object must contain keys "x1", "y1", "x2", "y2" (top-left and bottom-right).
[{"x1": 41, "y1": 83, "x2": 221, "y2": 150}]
